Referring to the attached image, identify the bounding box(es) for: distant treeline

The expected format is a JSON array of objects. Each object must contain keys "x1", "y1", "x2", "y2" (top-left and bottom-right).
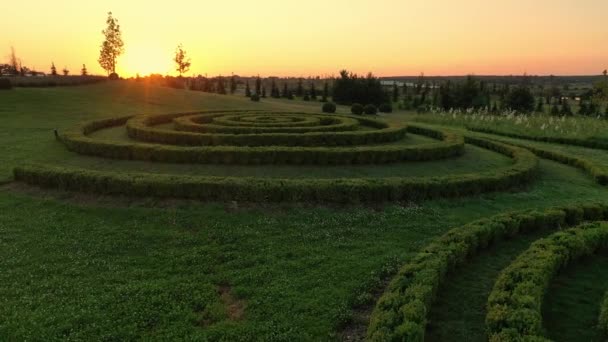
[{"x1": 382, "y1": 74, "x2": 607, "y2": 86}]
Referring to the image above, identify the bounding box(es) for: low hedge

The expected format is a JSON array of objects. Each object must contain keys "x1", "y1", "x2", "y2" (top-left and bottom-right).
[
  {"x1": 484, "y1": 136, "x2": 608, "y2": 185},
  {"x1": 17, "y1": 135, "x2": 537, "y2": 202},
  {"x1": 600, "y1": 292, "x2": 608, "y2": 336},
  {"x1": 469, "y1": 126, "x2": 608, "y2": 151},
  {"x1": 367, "y1": 203, "x2": 608, "y2": 341},
  {"x1": 173, "y1": 114, "x2": 360, "y2": 134},
  {"x1": 126, "y1": 112, "x2": 406, "y2": 147},
  {"x1": 486, "y1": 221, "x2": 608, "y2": 341},
  {"x1": 60, "y1": 115, "x2": 465, "y2": 165},
  {"x1": 214, "y1": 114, "x2": 321, "y2": 127}
]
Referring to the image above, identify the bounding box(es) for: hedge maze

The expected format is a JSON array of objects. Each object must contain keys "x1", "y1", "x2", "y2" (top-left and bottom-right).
[
  {"x1": 11, "y1": 109, "x2": 608, "y2": 340},
  {"x1": 14, "y1": 110, "x2": 542, "y2": 203}
]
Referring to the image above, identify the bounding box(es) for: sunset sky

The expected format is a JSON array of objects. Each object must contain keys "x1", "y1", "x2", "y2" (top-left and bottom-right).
[{"x1": 2, "y1": 0, "x2": 607, "y2": 77}]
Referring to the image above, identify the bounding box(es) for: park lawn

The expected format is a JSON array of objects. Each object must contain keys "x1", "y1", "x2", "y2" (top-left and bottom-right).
[{"x1": 1, "y1": 82, "x2": 607, "y2": 340}]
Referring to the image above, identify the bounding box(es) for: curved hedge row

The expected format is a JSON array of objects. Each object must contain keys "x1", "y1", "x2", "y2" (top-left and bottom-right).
[
  {"x1": 213, "y1": 114, "x2": 322, "y2": 127},
  {"x1": 59, "y1": 119, "x2": 466, "y2": 165},
  {"x1": 486, "y1": 222, "x2": 608, "y2": 341},
  {"x1": 126, "y1": 112, "x2": 406, "y2": 147},
  {"x1": 16, "y1": 136, "x2": 538, "y2": 203},
  {"x1": 469, "y1": 126, "x2": 608, "y2": 151},
  {"x1": 173, "y1": 113, "x2": 360, "y2": 134},
  {"x1": 481, "y1": 136, "x2": 608, "y2": 186},
  {"x1": 366, "y1": 203, "x2": 608, "y2": 341}
]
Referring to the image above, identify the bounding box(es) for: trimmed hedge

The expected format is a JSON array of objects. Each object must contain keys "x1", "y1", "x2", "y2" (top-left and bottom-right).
[
  {"x1": 469, "y1": 126, "x2": 608, "y2": 151},
  {"x1": 322, "y1": 102, "x2": 337, "y2": 113},
  {"x1": 484, "y1": 136, "x2": 608, "y2": 185},
  {"x1": 173, "y1": 114, "x2": 360, "y2": 134},
  {"x1": 17, "y1": 135, "x2": 537, "y2": 202},
  {"x1": 126, "y1": 112, "x2": 407, "y2": 147},
  {"x1": 600, "y1": 292, "x2": 608, "y2": 336},
  {"x1": 486, "y1": 222, "x2": 608, "y2": 341},
  {"x1": 366, "y1": 203, "x2": 608, "y2": 341},
  {"x1": 60, "y1": 118, "x2": 466, "y2": 165}
]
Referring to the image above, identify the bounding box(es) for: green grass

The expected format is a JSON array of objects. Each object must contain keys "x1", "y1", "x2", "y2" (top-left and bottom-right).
[
  {"x1": 1, "y1": 82, "x2": 608, "y2": 340},
  {"x1": 542, "y1": 254, "x2": 608, "y2": 342}
]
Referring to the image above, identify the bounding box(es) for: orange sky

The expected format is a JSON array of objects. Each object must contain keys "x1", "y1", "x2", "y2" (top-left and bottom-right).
[{"x1": 2, "y1": 0, "x2": 607, "y2": 77}]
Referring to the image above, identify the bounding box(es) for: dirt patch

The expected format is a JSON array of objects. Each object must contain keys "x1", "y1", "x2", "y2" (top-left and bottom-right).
[{"x1": 218, "y1": 284, "x2": 246, "y2": 321}]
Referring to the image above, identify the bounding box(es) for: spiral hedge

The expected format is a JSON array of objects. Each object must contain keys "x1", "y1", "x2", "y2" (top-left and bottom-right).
[
  {"x1": 58, "y1": 112, "x2": 466, "y2": 165},
  {"x1": 366, "y1": 203, "x2": 608, "y2": 341},
  {"x1": 486, "y1": 221, "x2": 608, "y2": 341}
]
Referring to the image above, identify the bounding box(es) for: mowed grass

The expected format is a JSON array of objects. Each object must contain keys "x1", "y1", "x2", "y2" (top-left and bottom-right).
[
  {"x1": 1, "y1": 82, "x2": 608, "y2": 340},
  {"x1": 542, "y1": 254, "x2": 608, "y2": 342}
]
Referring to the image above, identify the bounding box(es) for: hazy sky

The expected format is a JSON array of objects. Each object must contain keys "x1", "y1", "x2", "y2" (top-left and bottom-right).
[{"x1": 2, "y1": 0, "x2": 607, "y2": 77}]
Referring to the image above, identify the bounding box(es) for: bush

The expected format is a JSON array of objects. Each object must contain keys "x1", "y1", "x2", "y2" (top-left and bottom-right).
[
  {"x1": 351, "y1": 103, "x2": 364, "y2": 115},
  {"x1": 322, "y1": 102, "x2": 337, "y2": 113},
  {"x1": 109, "y1": 73, "x2": 120, "y2": 81},
  {"x1": 250, "y1": 94, "x2": 260, "y2": 102},
  {"x1": 367, "y1": 203, "x2": 608, "y2": 341},
  {"x1": 486, "y1": 222, "x2": 608, "y2": 340},
  {"x1": 364, "y1": 104, "x2": 378, "y2": 115},
  {"x1": 0, "y1": 78, "x2": 12, "y2": 90},
  {"x1": 379, "y1": 103, "x2": 392, "y2": 113}
]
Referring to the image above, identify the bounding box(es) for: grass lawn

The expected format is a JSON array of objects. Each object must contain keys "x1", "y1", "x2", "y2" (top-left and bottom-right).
[{"x1": 1, "y1": 82, "x2": 607, "y2": 340}]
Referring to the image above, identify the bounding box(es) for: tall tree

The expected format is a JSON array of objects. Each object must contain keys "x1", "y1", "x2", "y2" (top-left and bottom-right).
[
  {"x1": 98, "y1": 12, "x2": 124, "y2": 76},
  {"x1": 255, "y1": 76, "x2": 261, "y2": 95},
  {"x1": 81, "y1": 64, "x2": 88, "y2": 76},
  {"x1": 230, "y1": 75, "x2": 237, "y2": 94},
  {"x1": 173, "y1": 44, "x2": 191, "y2": 77},
  {"x1": 50, "y1": 62, "x2": 57, "y2": 76},
  {"x1": 9, "y1": 47, "x2": 19, "y2": 75},
  {"x1": 322, "y1": 81, "x2": 329, "y2": 102}
]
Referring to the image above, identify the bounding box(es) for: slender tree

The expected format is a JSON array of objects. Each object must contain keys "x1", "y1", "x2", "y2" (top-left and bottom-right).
[
  {"x1": 62, "y1": 67, "x2": 69, "y2": 76},
  {"x1": 310, "y1": 82, "x2": 317, "y2": 100},
  {"x1": 255, "y1": 76, "x2": 261, "y2": 95},
  {"x1": 245, "y1": 81, "x2": 251, "y2": 97},
  {"x1": 173, "y1": 44, "x2": 191, "y2": 77},
  {"x1": 81, "y1": 64, "x2": 88, "y2": 76},
  {"x1": 50, "y1": 62, "x2": 57, "y2": 76},
  {"x1": 98, "y1": 12, "x2": 124, "y2": 76},
  {"x1": 9, "y1": 47, "x2": 19, "y2": 75},
  {"x1": 229, "y1": 75, "x2": 237, "y2": 94}
]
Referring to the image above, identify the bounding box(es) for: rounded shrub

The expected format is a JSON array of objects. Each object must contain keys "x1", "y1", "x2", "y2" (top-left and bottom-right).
[
  {"x1": 364, "y1": 104, "x2": 378, "y2": 115},
  {"x1": 379, "y1": 103, "x2": 393, "y2": 113},
  {"x1": 0, "y1": 78, "x2": 12, "y2": 90},
  {"x1": 322, "y1": 102, "x2": 337, "y2": 113},
  {"x1": 250, "y1": 94, "x2": 261, "y2": 102},
  {"x1": 351, "y1": 103, "x2": 364, "y2": 115},
  {"x1": 108, "y1": 73, "x2": 120, "y2": 81}
]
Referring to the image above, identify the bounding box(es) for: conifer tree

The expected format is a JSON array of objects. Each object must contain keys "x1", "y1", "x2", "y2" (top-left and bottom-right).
[
  {"x1": 322, "y1": 82, "x2": 329, "y2": 102},
  {"x1": 245, "y1": 81, "x2": 251, "y2": 97},
  {"x1": 310, "y1": 83, "x2": 317, "y2": 100},
  {"x1": 255, "y1": 76, "x2": 261, "y2": 95},
  {"x1": 230, "y1": 76, "x2": 237, "y2": 94},
  {"x1": 81, "y1": 64, "x2": 88, "y2": 76},
  {"x1": 296, "y1": 78, "x2": 303, "y2": 96},
  {"x1": 282, "y1": 83, "x2": 289, "y2": 98},
  {"x1": 50, "y1": 62, "x2": 57, "y2": 76},
  {"x1": 217, "y1": 76, "x2": 226, "y2": 94},
  {"x1": 560, "y1": 100, "x2": 572, "y2": 116}
]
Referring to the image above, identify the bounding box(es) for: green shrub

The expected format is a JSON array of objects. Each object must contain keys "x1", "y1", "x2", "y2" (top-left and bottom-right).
[
  {"x1": 367, "y1": 203, "x2": 608, "y2": 341},
  {"x1": 486, "y1": 222, "x2": 608, "y2": 340},
  {"x1": 364, "y1": 104, "x2": 378, "y2": 115},
  {"x1": 379, "y1": 103, "x2": 392, "y2": 113},
  {"x1": 20, "y1": 132, "x2": 536, "y2": 203},
  {"x1": 109, "y1": 73, "x2": 119, "y2": 80},
  {"x1": 322, "y1": 102, "x2": 337, "y2": 113},
  {"x1": 351, "y1": 103, "x2": 364, "y2": 115},
  {"x1": 250, "y1": 94, "x2": 260, "y2": 102},
  {"x1": 0, "y1": 78, "x2": 12, "y2": 90}
]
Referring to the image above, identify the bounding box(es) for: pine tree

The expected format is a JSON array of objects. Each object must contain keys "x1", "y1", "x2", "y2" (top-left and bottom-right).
[
  {"x1": 245, "y1": 81, "x2": 251, "y2": 97},
  {"x1": 270, "y1": 79, "x2": 278, "y2": 98},
  {"x1": 230, "y1": 76, "x2": 237, "y2": 94},
  {"x1": 282, "y1": 83, "x2": 289, "y2": 98},
  {"x1": 322, "y1": 82, "x2": 329, "y2": 102},
  {"x1": 255, "y1": 76, "x2": 261, "y2": 95},
  {"x1": 392, "y1": 82, "x2": 399, "y2": 102},
  {"x1": 310, "y1": 83, "x2": 317, "y2": 100},
  {"x1": 50, "y1": 62, "x2": 57, "y2": 76},
  {"x1": 81, "y1": 64, "x2": 88, "y2": 76},
  {"x1": 296, "y1": 78, "x2": 303, "y2": 97}
]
